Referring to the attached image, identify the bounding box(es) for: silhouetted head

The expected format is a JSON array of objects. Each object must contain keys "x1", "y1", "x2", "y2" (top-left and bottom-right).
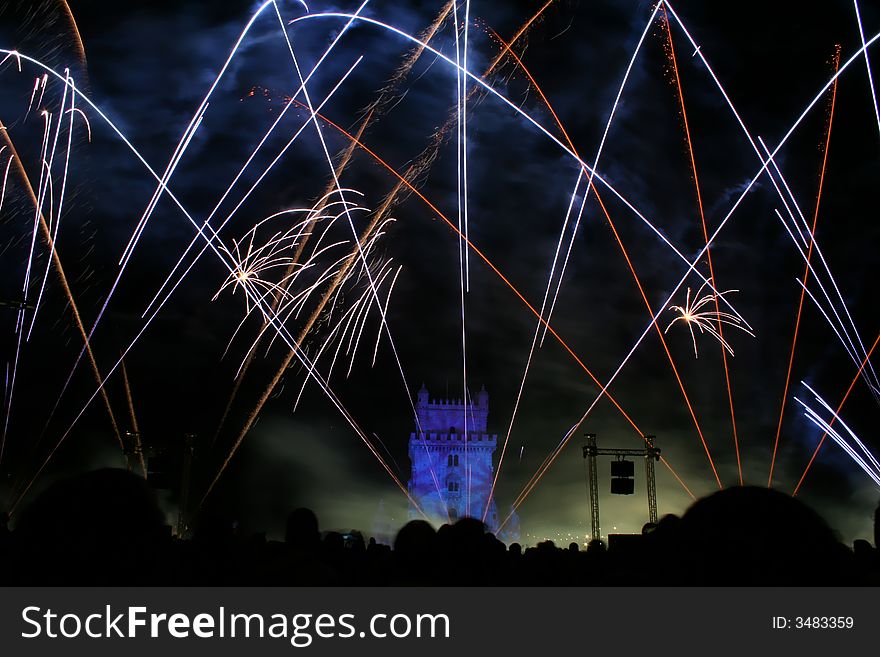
[
  {"x1": 508, "y1": 542, "x2": 522, "y2": 557},
  {"x1": 394, "y1": 519, "x2": 436, "y2": 558},
  {"x1": 678, "y1": 486, "x2": 851, "y2": 584},
  {"x1": 285, "y1": 507, "x2": 319, "y2": 552},
  {"x1": 853, "y1": 539, "x2": 873, "y2": 557},
  {"x1": 451, "y1": 516, "x2": 484, "y2": 541},
  {"x1": 14, "y1": 468, "x2": 166, "y2": 584}
]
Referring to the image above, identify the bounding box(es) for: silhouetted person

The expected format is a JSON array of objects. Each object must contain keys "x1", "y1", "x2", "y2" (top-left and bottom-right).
[
  {"x1": 677, "y1": 486, "x2": 853, "y2": 585},
  {"x1": 285, "y1": 507, "x2": 320, "y2": 554},
  {"x1": 394, "y1": 519, "x2": 436, "y2": 558},
  {"x1": 435, "y1": 517, "x2": 487, "y2": 584},
  {"x1": 319, "y1": 531, "x2": 346, "y2": 580},
  {"x1": 393, "y1": 520, "x2": 436, "y2": 584},
  {"x1": 346, "y1": 530, "x2": 366, "y2": 554},
  {"x1": 853, "y1": 539, "x2": 874, "y2": 560},
  {"x1": 364, "y1": 536, "x2": 392, "y2": 585},
  {"x1": 644, "y1": 513, "x2": 684, "y2": 583},
  {"x1": 280, "y1": 507, "x2": 334, "y2": 584},
  {"x1": 12, "y1": 468, "x2": 167, "y2": 585},
  {"x1": 480, "y1": 532, "x2": 508, "y2": 584},
  {"x1": 186, "y1": 512, "x2": 243, "y2": 585},
  {"x1": 449, "y1": 517, "x2": 485, "y2": 553},
  {"x1": 852, "y1": 539, "x2": 879, "y2": 584}
]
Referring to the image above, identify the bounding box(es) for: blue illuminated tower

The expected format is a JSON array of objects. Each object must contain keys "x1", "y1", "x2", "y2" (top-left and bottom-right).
[{"x1": 407, "y1": 384, "x2": 500, "y2": 531}]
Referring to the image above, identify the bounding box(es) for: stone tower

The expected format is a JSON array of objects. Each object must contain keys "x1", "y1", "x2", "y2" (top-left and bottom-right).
[{"x1": 407, "y1": 384, "x2": 500, "y2": 531}]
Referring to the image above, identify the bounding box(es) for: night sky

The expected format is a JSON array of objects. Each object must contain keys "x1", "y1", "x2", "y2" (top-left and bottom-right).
[{"x1": 0, "y1": 0, "x2": 878, "y2": 545}]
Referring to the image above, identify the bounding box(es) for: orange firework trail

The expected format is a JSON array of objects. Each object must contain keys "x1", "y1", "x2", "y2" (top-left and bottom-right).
[
  {"x1": 367, "y1": 0, "x2": 457, "y2": 118},
  {"x1": 793, "y1": 330, "x2": 880, "y2": 496},
  {"x1": 661, "y1": 7, "x2": 744, "y2": 484},
  {"x1": 58, "y1": 1, "x2": 87, "y2": 69},
  {"x1": 0, "y1": 120, "x2": 123, "y2": 468},
  {"x1": 769, "y1": 46, "x2": 841, "y2": 488}
]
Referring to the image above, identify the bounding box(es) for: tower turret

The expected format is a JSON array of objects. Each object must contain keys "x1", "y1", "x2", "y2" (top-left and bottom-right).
[{"x1": 477, "y1": 384, "x2": 489, "y2": 409}]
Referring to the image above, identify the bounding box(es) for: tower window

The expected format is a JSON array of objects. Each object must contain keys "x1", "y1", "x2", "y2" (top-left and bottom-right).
[{"x1": 447, "y1": 453, "x2": 459, "y2": 467}]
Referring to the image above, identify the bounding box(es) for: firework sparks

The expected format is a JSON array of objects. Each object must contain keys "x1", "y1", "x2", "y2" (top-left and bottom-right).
[{"x1": 664, "y1": 282, "x2": 754, "y2": 358}]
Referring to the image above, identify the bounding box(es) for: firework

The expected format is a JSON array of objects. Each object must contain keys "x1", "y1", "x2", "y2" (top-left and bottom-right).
[{"x1": 664, "y1": 282, "x2": 754, "y2": 358}]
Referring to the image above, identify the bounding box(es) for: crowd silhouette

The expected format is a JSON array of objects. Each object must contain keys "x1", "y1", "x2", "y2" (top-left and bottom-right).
[{"x1": 1, "y1": 468, "x2": 877, "y2": 585}]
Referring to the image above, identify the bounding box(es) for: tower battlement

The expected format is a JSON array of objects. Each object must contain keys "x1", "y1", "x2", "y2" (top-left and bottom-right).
[
  {"x1": 408, "y1": 432, "x2": 497, "y2": 447},
  {"x1": 415, "y1": 383, "x2": 489, "y2": 433}
]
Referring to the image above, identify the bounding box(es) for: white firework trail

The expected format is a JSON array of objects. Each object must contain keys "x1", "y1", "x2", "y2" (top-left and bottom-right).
[{"x1": 795, "y1": 383, "x2": 880, "y2": 489}]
